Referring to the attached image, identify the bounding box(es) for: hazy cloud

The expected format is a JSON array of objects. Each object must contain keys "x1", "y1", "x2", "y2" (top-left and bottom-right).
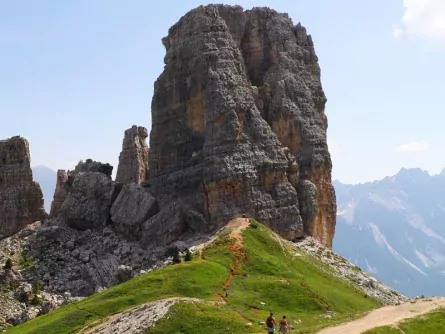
[
  {"x1": 393, "y1": 26, "x2": 404, "y2": 39},
  {"x1": 393, "y1": 0, "x2": 445, "y2": 40},
  {"x1": 395, "y1": 141, "x2": 429, "y2": 153}
]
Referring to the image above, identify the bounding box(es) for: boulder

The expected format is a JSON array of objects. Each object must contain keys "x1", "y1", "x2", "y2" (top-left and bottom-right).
[
  {"x1": 13, "y1": 283, "x2": 32, "y2": 303},
  {"x1": 116, "y1": 265, "x2": 133, "y2": 283},
  {"x1": 110, "y1": 183, "x2": 159, "y2": 240},
  {"x1": 60, "y1": 172, "x2": 114, "y2": 230},
  {"x1": 0, "y1": 268, "x2": 22, "y2": 288},
  {"x1": 40, "y1": 300, "x2": 57, "y2": 315},
  {"x1": 140, "y1": 202, "x2": 207, "y2": 248}
]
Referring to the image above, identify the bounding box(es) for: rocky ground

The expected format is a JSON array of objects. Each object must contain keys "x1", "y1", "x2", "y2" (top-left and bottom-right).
[
  {"x1": 0, "y1": 220, "x2": 212, "y2": 329},
  {"x1": 292, "y1": 236, "x2": 408, "y2": 305},
  {"x1": 81, "y1": 297, "x2": 201, "y2": 334}
]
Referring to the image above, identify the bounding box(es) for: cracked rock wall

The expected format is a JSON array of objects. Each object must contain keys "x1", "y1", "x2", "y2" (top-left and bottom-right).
[{"x1": 148, "y1": 5, "x2": 336, "y2": 247}]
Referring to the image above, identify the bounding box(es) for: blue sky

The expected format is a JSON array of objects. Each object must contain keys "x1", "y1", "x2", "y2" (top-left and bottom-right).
[{"x1": 1, "y1": 0, "x2": 444, "y2": 184}]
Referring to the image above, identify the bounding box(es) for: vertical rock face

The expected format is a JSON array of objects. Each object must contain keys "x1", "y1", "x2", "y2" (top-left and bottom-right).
[
  {"x1": 0, "y1": 136, "x2": 46, "y2": 239},
  {"x1": 115, "y1": 126, "x2": 149, "y2": 184},
  {"x1": 49, "y1": 170, "x2": 69, "y2": 218},
  {"x1": 148, "y1": 5, "x2": 336, "y2": 247}
]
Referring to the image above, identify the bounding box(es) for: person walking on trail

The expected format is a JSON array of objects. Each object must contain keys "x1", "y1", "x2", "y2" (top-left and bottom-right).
[
  {"x1": 266, "y1": 312, "x2": 277, "y2": 333},
  {"x1": 279, "y1": 315, "x2": 289, "y2": 333}
]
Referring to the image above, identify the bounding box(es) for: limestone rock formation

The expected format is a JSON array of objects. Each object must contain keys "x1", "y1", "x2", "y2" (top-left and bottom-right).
[
  {"x1": 49, "y1": 160, "x2": 116, "y2": 225},
  {"x1": 148, "y1": 5, "x2": 336, "y2": 247},
  {"x1": 60, "y1": 169, "x2": 115, "y2": 231},
  {"x1": 110, "y1": 183, "x2": 159, "y2": 240},
  {"x1": 74, "y1": 159, "x2": 113, "y2": 177},
  {"x1": 0, "y1": 136, "x2": 46, "y2": 239},
  {"x1": 49, "y1": 170, "x2": 69, "y2": 218},
  {"x1": 116, "y1": 126, "x2": 149, "y2": 184},
  {"x1": 140, "y1": 201, "x2": 208, "y2": 247}
]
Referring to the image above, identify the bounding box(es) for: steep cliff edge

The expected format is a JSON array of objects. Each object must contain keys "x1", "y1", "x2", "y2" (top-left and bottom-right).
[
  {"x1": 148, "y1": 5, "x2": 336, "y2": 247},
  {"x1": 0, "y1": 136, "x2": 45, "y2": 239}
]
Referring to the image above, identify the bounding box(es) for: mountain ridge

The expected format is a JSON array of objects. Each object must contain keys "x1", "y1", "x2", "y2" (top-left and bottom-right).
[{"x1": 333, "y1": 167, "x2": 445, "y2": 297}]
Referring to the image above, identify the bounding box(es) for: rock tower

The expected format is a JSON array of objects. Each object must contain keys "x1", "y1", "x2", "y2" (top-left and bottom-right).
[
  {"x1": 148, "y1": 5, "x2": 336, "y2": 247},
  {"x1": 115, "y1": 126, "x2": 149, "y2": 184},
  {"x1": 0, "y1": 136, "x2": 46, "y2": 239}
]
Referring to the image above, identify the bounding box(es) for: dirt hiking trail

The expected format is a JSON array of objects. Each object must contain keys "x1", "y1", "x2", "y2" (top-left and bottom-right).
[
  {"x1": 317, "y1": 297, "x2": 445, "y2": 334},
  {"x1": 215, "y1": 218, "x2": 250, "y2": 308}
]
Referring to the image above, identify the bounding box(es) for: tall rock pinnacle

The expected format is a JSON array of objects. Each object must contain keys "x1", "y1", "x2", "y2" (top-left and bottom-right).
[
  {"x1": 49, "y1": 169, "x2": 69, "y2": 218},
  {"x1": 148, "y1": 5, "x2": 336, "y2": 247},
  {"x1": 0, "y1": 136, "x2": 46, "y2": 239},
  {"x1": 116, "y1": 125, "x2": 149, "y2": 184}
]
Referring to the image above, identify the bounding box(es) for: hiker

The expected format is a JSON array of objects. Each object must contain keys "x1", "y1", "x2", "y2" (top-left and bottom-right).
[
  {"x1": 279, "y1": 315, "x2": 289, "y2": 333},
  {"x1": 266, "y1": 312, "x2": 277, "y2": 333}
]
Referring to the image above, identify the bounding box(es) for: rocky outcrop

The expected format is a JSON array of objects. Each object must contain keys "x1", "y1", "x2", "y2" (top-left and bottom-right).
[
  {"x1": 110, "y1": 183, "x2": 159, "y2": 241},
  {"x1": 74, "y1": 160, "x2": 113, "y2": 177},
  {"x1": 49, "y1": 160, "x2": 117, "y2": 230},
  {"x1": 60, "y1": 170, "x2": 115, "y2": 231},
  {"x1": 0, "y1": 136, "x2": 46, "y2": 240},
  {"x1": 148, "y1": 5, "x2": 336, "y2": 247},
  {"x1": 116, "y1": 126, "x2": 149, "y2": 184},
  {"x1": 49, "y1": 170, "x2": 69, "y2": 218}
]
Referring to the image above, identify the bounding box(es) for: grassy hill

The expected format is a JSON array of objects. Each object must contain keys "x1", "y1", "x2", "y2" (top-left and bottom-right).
[{"x1": 7, "y1": 220, "x2": 383, "y2": 334}]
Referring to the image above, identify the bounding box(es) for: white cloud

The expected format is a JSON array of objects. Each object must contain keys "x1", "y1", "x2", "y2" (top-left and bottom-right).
[
  {"x1": 393, "y1": 26, "x2": 404, "y2": 39},
  {"x1": 394, "y1": 0, "x2": 445, "y2": 40},
  {"x1": 395, "y1": 141, "x2": 429, "y2": 153}
]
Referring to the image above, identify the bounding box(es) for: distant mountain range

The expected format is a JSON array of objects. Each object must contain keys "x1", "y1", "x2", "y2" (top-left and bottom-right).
[
  {"x1": 32, "y1": 165, "x2": 57, "y2": 213},
  {"x1": 333, "y1": 168, "x2": 445, "y2": 297}
]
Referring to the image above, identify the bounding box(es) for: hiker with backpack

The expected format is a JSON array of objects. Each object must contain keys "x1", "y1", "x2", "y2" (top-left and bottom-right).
[{"x1": 266, "y1": 312, "x2": 277, "y2": 333}]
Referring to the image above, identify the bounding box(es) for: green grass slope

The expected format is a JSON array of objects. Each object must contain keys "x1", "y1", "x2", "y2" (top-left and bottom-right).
[
  {"x1": 365, "y1": 308, "x2": 445, "y2": 334},
  {"x1": 8, "y1": 221, "x2": 382, "y2": 334}
]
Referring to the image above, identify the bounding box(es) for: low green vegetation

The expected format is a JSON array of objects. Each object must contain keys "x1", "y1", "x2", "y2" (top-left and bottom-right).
[
  {"x1": 8, "y1": 222, "x2": 381, "y2": 334},
  {"x1": 149, "y1": 302, "x2": 255, "y2": 333},
  {"x1": 365, "y1": 327, "x2": 402, "y2": 334},
  {"x1": 184, "y1": 249, "x2": 193, "y2": 262},
  {"x1": 19, "y1": 250, "x2": 32, "y2": 269},
  {"x1": 365, "y1": 308, "x2": 445, "y2": 334},
  {"x1": 3, "y1": 258, "x2": 12, "y2": 270}
]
